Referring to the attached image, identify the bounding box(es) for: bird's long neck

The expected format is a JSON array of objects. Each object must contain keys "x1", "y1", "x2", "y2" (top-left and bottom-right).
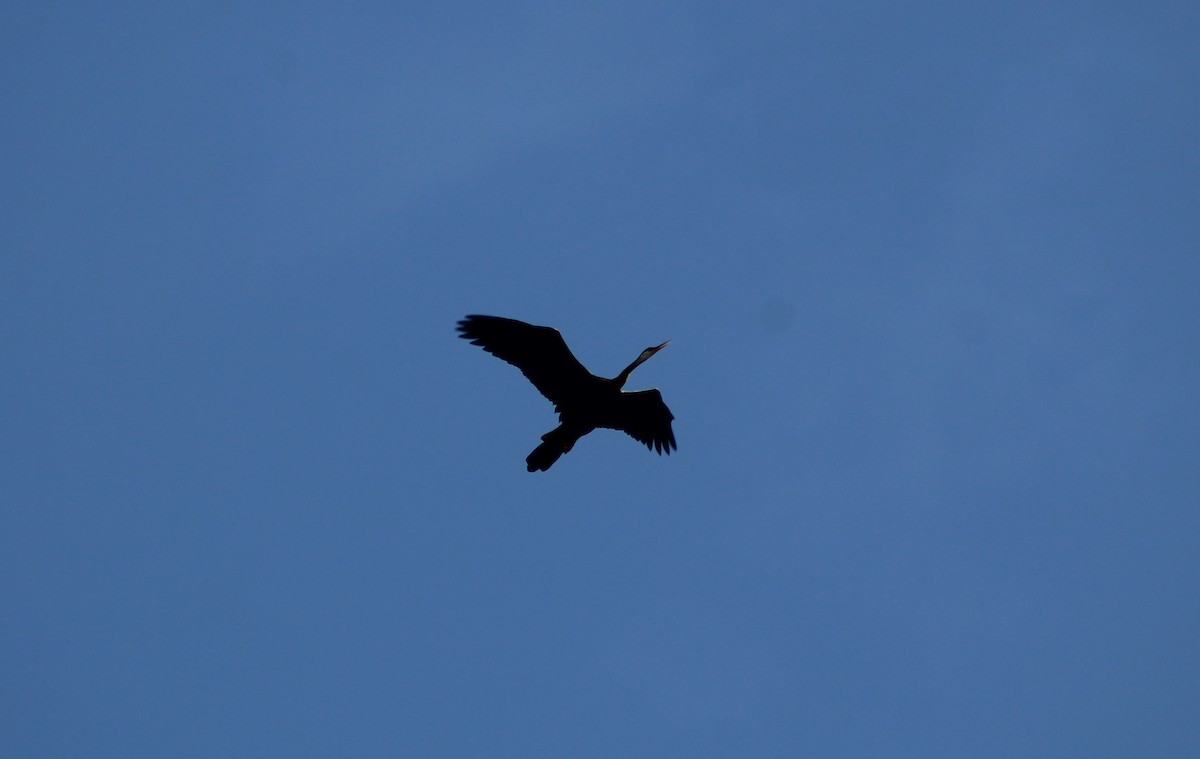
[
  {"x1": 611, "y1": 342, "x2": 666, "y2": 390},
  {"x1": 612, "y1": 356, "x2": 646, "y2": 390}
]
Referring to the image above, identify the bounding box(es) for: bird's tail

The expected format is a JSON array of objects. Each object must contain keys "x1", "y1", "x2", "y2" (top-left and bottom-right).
[{"x1": 526, "y1": 425, "x2": 580, "y2": 472}]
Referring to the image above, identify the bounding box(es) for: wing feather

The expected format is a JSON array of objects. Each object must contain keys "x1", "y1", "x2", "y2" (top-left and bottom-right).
[
  {"x1": 456, "y1": 315, "x2": 594, "y2": 409},
  {"x1": 600, "y1": 389, "x2": 677, "y2": 455}
]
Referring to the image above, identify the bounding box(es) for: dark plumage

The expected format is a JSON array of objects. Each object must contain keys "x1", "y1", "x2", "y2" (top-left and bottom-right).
[{"x1": 456, "y1": 314, "x2": 676, "y2": 471}]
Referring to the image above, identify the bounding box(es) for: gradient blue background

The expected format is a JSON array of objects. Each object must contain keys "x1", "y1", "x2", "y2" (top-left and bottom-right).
[{"x1": 3, "y1": 3, "x2": 1198, "y2": 756}]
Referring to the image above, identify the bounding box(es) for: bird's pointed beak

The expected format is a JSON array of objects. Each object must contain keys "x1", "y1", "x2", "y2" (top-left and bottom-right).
[{"x1": 651, "y1": 340, "x2": 670, "y2": 352}]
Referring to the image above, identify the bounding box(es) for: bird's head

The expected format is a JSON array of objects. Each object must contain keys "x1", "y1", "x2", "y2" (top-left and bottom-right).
[{"x1": 637, "y1": 340, "x2": 670, "y2": 366}]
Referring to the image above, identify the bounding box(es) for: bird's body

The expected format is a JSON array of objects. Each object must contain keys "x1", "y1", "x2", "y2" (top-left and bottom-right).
[{"x1": 456, "y1": 315, "x2": 676, "y2": 471}]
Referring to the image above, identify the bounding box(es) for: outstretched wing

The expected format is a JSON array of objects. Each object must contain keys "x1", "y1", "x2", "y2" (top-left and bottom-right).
[
  {"x1": 602, "y1": 389, "x2": 677, "y2": 455},
  {"x1": 456, "y1": 315, "x2": 594, "y2": 409}
]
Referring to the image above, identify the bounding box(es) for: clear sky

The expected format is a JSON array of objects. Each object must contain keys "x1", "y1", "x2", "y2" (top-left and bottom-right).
[{"x1": 3, "y1": 2, "x2": 1198, "y2": 757}]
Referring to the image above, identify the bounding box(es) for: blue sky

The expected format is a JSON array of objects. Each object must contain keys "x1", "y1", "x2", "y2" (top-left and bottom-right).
[{"x1": 3, "y1": 2, "x2": 1198, "y2": 756}]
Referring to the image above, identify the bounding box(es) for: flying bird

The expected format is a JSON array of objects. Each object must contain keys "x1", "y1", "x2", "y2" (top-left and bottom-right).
[{"x1": 456, "y1": 314, "x2": 676, "y2": 472}]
